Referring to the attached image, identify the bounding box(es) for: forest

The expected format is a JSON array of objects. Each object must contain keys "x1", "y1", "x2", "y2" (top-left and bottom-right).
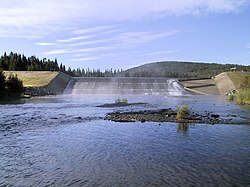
[
  {"x1": 0, "y1": 52, "x2": 61, "y2": 71},
  {"x1": 0, "y1": 52, "x2": 120, "y2": 77},
  {"x1": 1, "y1": 52, "x2": 249, "y2": 78},
  {"x1": 121, "y1": 61, "x2": 250, "y2": 78}
]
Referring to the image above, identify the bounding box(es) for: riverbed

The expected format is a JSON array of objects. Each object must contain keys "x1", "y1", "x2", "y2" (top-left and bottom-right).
[{"x1": 0, "y1": 95, "x2": 250, "y2": 186}]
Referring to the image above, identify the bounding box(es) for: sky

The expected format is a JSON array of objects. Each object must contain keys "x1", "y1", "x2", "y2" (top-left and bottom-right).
[{"x1": 0, "y1": 0, "x2": 250, "y2": 70}]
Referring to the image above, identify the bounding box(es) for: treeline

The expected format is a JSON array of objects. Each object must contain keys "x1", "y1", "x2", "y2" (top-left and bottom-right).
[
  {"x1": 0, "y1": 52, "x2": 123, "y2": 77},
  {"x1": 0, "y1": 52, "x2": 62, "y2": 71},
  {"x1": 1, "y1": 52, "x2": 250, "y2": 79},
  {"x1": 66, "y1": 67, "x2": 123, "y2": 77},
  {"x1": 122, "y1": 61, "x2": 250, "y2": 78},
  {"x1": 0, "y1": 70, "x2": 24, "y2": 99}
]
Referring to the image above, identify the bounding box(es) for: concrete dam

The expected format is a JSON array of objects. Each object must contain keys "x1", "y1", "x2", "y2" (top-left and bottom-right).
[{"x1": 64, "y1": 77, "x2": 186, "y2": 96}]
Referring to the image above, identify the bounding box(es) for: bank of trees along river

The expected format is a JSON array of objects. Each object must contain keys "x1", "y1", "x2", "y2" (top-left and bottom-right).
[
  {"x1": 1, "y1": 52, "x2": 250, "y2": 79},
  {"x1": 0, "y1": 70, "x2": 24, "y2": 100},
  {"x1": 1, "y1": 52, "x2": 250, "y2": 103},
  {"x1": 0, "y1": 52, "x2": 121, "y2": 77}
]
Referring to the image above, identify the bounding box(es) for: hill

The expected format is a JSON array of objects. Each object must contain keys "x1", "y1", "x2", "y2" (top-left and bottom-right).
[
  {"x1": 121, "y1": 61, "x2": 250, "y2": 78},
  {"x1": 4, "y1": 71, "x2": 59, "y2": 87}
]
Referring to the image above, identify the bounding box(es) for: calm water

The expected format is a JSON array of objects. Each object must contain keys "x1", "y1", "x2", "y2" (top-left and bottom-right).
[{"x1": 0, "y1": 95, "x2": 250, "y2": 187}]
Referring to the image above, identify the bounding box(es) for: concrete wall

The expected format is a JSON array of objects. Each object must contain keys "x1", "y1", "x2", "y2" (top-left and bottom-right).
[
  {"x1": 6, "y1": 70, "x2": 237, "y2": 96},
  {"x1": 46, "y1": 72, "x2": 71, "y2": 94},
  {"x1": 58, "y1": 72, "x2": 237, "y2": 96},
  {"x1": 214, "y1": 72, "x2": 236, "y2": 95},
  {"x1": 180, "y1": 72, "x2": 238, "y2": 96},
  {"x1": 180, "y1": 79, "x2": 220, "y2": 95},
  {"x1": 64, "y1": 77, "x2": 186, "y2": 96}
]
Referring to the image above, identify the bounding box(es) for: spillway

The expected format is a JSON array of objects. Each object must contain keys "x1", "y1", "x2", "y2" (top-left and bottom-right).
[{"x1": 64, "y1": 77, "x2": 186, "y2": 96}]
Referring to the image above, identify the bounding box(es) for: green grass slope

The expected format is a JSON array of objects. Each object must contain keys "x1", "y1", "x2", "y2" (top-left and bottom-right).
[
  {"x1": 227, "y1": 72, "x2": 250, "y2": 90},
  {"x1": 4, "y1": 71, "x2": 59, "y2": 87}
]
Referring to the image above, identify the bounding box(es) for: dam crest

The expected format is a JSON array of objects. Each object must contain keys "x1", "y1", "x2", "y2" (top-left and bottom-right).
[{"x1": 64, "y1": 77, "x2": 186, "y2": 96}]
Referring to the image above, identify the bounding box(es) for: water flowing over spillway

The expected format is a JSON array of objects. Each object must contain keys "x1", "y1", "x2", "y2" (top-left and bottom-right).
[{"x1": 64, "y1": 77, "x2": 186, "y2": 96}]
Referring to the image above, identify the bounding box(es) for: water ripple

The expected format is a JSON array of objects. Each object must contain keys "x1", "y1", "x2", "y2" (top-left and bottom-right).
[{"x1": 0, "y1": 95, "x2": 250, "y2": 186}]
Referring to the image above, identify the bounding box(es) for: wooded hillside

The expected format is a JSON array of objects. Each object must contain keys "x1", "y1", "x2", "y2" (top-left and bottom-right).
[
  {"x1": 1, "y1": 52, "x2": 249, "y2": 78},
  {"x1": 121, "y1": 61, "x2": 250, "y2": 78}
]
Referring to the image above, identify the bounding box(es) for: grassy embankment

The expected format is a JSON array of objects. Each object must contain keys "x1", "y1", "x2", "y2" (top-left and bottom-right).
[
  {"x1": 228, "y1": 72, "x2": 250, "y2": 104},
  {"x1": 4, "y1": 71, "x2": 59, "y2": 87}
]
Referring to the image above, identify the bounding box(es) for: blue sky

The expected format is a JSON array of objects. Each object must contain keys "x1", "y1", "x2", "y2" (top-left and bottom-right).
[{"x1": 0, "y1": 0, "x2": 250, "y2": 70}]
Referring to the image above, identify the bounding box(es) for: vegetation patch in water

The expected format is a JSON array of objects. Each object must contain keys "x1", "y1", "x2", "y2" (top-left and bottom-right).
[
  {"x1": 97, "y1": 98, "x2": 147, "y2": 108},
  {"x1": 177, "y1": 105, "x2": 189, "y2": 122}
]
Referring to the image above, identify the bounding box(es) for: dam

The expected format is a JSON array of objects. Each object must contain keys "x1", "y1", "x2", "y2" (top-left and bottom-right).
[{"x1": 64, "y1": 77, "x2": 186, "y2": 96}]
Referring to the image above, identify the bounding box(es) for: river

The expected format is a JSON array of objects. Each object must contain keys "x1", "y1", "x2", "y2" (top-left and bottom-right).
[{"x1": 0, "y1": 95, "x2": 250, "y2": 186}]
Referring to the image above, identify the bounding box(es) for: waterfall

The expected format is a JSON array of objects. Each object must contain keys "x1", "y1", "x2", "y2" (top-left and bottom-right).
[
  {"x1": 168, "y1": 79, "x2": 186, "y2": 96},
  {"x1": 63, "y1": 77, "x2": 186, "y2": 96},
  {"x1": 63, "y1": 78, "x2": 76, "y2": 94}
]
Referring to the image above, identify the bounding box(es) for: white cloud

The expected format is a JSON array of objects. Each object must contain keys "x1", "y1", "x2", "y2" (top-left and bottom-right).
[
  {"x1": 43, "y1": 49, "x2": 69, "y2": 55},
  {"x1": 0, "y1": 0, "x2": 248, "y2": 39},
  {"x1": 99, "y1": 53, "x2": 118, "y2": 57},
  {"x1": 35, "y1": 42, "x2": 57, "y2": 46},
  {"x1": 140, "y1": 50, "x2": 176, "y2": 56},
  {"x1": 67, "y1": 39, "x2": 109, "y2": 47},
  {"x1": 73, "y1": 25, "x2": 116, "y2": 34},
  {"x1": 42, "y1": 27, "x2": 179, "y2": 59},
  {"x1": 115, "y1": 30, "x2": 179, "y2": 46},
  {"x1": 61, "y1": 30, "x2": 175, "y2": 48},
  {"x1": 0, "y1": 0, "x2": 248, "y2": 28},
  {"x1": 71, "y1": 57, "x2": 102, "y2": 61},
  {"x1": 44, "y1": 46, "x2": 114, "y2": 55},
  {"x1": 0, "y1": 0, "x2": 78, "y2": 27},
  {"x1": 0, "y1": 33, "x2": 41, "y2": 39},
  {"x1": 206, "y1": 0, "x2": 248, "y2": 12},
  {"x1": 56, "y1": 35, "x2": 95, "y2": 43},
  {"x1": 75, "y1": 47, "x2": 115, "y2": 53},
  {"x1": 0, "y1": 27, "x2": 43, "y2": 39},
  {"x1": 70, "y1": 52, "x2": 118, "y2": 62}
]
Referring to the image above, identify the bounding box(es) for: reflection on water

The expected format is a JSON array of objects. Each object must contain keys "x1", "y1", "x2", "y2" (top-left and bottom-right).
[
  {"x1": 0, "y1": 95, "x2": 250, "y2": 186},
  {"x1": 177, "y1": 123, "x2": 189, "y2": 133}
]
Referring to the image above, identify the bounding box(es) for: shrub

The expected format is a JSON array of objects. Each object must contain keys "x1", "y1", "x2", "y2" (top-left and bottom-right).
[
  {"x1": 115, "y1": 98, "x2": 128, "y2": 104},
  {"x1": 235, "y1": 89, "x2": 250, "y2": 104},
  {"x1": 122, "y1": 98, "x2": 128, "y2": 104},
  {"x1": 5, "y1": 73, "x2": 24, "y2": 97},
  {"x1": 177, "y1": 105, "x2": 189, "y2": 122},
  {"x1": 228, "y1": 94, "x2": 235, "y2": 101}
]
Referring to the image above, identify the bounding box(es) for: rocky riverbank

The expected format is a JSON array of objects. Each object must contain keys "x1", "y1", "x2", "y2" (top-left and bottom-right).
[
  {"x1": 105, "y1": 108, "x2": 247, "y2": 124},
  {"x1": 24, "y1": 87, "x2": 55, "y2": 97}
]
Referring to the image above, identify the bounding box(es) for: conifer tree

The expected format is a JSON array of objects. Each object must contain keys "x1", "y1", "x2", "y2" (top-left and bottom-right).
[
  {"x1": 5, "y1": 74, "x2": 24, "y2": 97},
  {"x1": 0, "y1": 70, "x2": 6, "y2": 95}
]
